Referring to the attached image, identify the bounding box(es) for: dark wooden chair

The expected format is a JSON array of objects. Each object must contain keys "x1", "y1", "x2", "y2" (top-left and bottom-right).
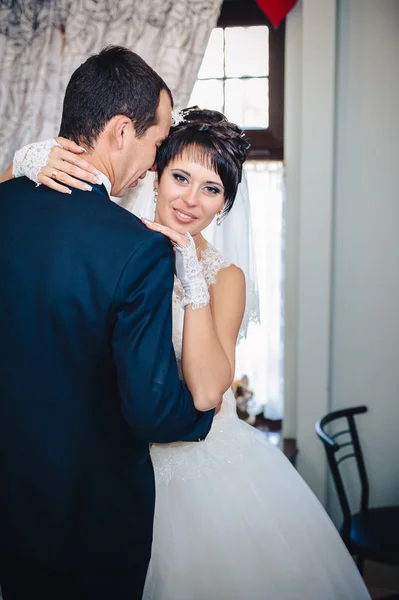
[{"x1": 316, "y1": 405, "x2": 399, "y2": 575}]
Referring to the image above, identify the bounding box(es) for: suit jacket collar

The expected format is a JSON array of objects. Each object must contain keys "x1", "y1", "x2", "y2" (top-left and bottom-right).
[
  {"x1": 90, "y1": 171, "x2": 111, "y2": 200},
  {"x1": 90, "y1": 183, "x2": 109, "y2": 199}
]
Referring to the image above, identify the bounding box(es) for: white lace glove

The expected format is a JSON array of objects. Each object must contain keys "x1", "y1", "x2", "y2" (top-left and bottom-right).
[
  {"x1": 175, "y1": 233, "x2": 210, "y2": 310},
  {"x1": 12, "y1": 139, "x2": 61, "y2": 185}
]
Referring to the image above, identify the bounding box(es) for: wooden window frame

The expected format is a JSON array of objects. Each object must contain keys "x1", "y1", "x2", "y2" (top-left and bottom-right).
[{"x1": 217, "y1": 1, "x2": 284, "y2": 160}]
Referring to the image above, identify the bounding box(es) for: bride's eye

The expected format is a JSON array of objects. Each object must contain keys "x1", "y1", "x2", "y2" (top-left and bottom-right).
[
  {"x1": 204, "y1": 185, "x2": 221, "y2": 195},
  {"x1": 173, "y1": 173, "x2": 188, "y2": 184}
]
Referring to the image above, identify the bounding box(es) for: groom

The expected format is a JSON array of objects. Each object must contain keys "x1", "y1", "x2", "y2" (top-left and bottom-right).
[{"x1": 0, "y1": 47, "x2": 214, "y2": 599}]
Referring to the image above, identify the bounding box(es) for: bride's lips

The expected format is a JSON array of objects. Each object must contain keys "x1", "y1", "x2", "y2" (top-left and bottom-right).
[
  {"x1": 129, "y1": 180, "x2": 139, "y2": 188},
  {"x1": 172, "y1": 208, "x2": 197, "y2": 224}
]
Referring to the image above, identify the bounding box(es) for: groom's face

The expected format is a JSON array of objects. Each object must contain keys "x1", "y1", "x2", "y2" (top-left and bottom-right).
[{"x1": 111, "y1": 90, "x2": 172, "y2": 197}]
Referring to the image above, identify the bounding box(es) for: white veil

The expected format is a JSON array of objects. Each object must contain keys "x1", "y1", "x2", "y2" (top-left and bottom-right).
[
  {"x1": 202, "y1": 171, "x2": 260, "y2": 341},
  {"x1": 126, "y1": 170, "x2": 260, "y2": 341}
]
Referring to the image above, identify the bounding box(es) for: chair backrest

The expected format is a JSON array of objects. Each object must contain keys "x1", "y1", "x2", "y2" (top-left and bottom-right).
[{"x1": 315, "y1": 405, "x2": 369, "y2": 542}]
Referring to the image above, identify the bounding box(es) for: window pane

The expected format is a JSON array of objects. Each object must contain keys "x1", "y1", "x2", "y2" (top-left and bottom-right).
[
  {"x1": 197, "y1": 28, "x2": 224, "y2": 79},
  {"x1": 188, "y1": 79, "x2": 224, "y2": 114},
  {"x1": 225, "y1": 26, "x2": 269, "y2": 78},
  {"x1": 225, "y1": 78, "x2": 269, "y2": 128}
]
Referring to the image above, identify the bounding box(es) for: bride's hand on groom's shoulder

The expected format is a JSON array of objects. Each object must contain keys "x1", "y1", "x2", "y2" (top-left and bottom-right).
[
  {"x1": 140, "y1": 218, "x2": 190, "y2": 249},
  {"x1": 35, "y1": 137, "x2": 102, "y2": 194}
]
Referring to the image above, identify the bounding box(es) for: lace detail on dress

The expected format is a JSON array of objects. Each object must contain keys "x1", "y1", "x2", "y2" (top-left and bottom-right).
[
  {"x1": 199, "y1": 244, "x2": 231, "y2": 287},
  {"x1": 13, "y1": 139, "x2": 60, "y2": 184}
]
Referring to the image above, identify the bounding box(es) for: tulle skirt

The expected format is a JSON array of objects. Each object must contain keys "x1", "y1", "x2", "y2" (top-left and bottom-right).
[{"x1": 144, "y1": 390, "x2": 370, "y2": 600}]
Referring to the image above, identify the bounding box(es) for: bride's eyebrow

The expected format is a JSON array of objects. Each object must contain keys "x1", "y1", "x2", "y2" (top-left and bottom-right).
[
  {"x1": 205, "y1": 180, "x2": 224, "y2": 189},
  {"x1": 172, "y1": 168, "x2": 191, "y2": 176}
]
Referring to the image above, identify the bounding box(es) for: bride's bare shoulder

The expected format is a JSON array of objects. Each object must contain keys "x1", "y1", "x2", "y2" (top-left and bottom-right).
[
  {"x1": 208, "y1": 263, "x2": 245, "y2": 346},
  {"x1": 209, "y1": 263, "x2": 245, "y2": 320},
  {"x1": 214, "y1": 263, "x2": 245, "y2": 293}
]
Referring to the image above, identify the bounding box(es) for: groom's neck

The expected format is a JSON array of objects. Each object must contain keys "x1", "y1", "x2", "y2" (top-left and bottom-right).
[{"x1": 83, "y1": 149, "x2": 113, "y2": 188}]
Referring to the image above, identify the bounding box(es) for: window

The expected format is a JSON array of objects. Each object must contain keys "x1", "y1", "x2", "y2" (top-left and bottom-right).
[
  {"x1": 189, "y1": 0, "x2": 284, "y2": 160},
  {"x1": 190, "y1": 26, "x2": 270, "y2": 129}
]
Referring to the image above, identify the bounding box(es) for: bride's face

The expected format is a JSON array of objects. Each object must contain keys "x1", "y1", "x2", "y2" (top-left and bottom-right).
[{"x1": 154, "y1": 152, "x2": 225, "y2": 235}]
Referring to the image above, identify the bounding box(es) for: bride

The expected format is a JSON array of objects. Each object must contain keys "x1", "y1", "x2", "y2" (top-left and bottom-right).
[{"x1": 4, "y1": 108, "x2": 371, "y2": 599}]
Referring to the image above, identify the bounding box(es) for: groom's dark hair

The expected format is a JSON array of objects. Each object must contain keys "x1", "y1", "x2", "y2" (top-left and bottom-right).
[{"x1": 59, "y1": 46, "x2": 173, "y2": 148}]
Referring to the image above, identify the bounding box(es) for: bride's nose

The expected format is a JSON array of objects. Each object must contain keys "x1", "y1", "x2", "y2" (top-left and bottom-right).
[{"x1": 183, "y1": 188, "x2": 199, "y2": 207}]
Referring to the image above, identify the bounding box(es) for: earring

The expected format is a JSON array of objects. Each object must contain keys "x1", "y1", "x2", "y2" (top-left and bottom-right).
[
  {"x1": 216, "y1": 212, "x2": 222, "y2": 226},
  {"x1": 153, "y1": 188, "x2": 158, "y2": 203}
]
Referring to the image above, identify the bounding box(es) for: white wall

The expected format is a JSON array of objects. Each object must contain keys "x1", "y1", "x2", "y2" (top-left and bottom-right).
[
  {"x1": 284, "y1": 0, "x2": 399, "y2": 514},
  {"x1": 283, "y1": 0, "x2": 302, "y2": 441},
  {"x1": 330, "y1": 0, "x2": 399, "y2": 518},
  {"x1": 284, "y1": 0, "x2": 337, "y2": 503}
]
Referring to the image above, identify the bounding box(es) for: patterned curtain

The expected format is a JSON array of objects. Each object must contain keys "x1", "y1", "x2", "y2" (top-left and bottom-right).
[{"x1": 0, "y1": 0, "x2": 223, "y2": 172}]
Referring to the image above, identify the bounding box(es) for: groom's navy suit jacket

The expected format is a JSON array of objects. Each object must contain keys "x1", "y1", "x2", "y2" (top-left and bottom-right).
[{"x1": 0, "y1": 177, "x2": 213, "y2": 574}]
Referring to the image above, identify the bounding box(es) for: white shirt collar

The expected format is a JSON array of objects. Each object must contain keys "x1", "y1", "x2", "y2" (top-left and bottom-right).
[{"x1": 97, "y1": 171, "x2": 112, "y2": 198}]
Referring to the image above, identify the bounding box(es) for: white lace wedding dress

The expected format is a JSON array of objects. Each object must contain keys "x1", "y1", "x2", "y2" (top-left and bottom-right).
[{"x1": 143, "y1": 244, "x2": 371, "y2": 600}]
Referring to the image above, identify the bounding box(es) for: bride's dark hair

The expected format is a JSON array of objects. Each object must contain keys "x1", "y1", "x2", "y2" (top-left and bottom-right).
[{"x1": 156, "y1": 107, "x2": 250, "y2": 217}]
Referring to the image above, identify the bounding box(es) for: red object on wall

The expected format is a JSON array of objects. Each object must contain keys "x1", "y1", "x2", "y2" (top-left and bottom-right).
[{"x1": 255, "y1": 0, "x2": 298, "y2": 28}]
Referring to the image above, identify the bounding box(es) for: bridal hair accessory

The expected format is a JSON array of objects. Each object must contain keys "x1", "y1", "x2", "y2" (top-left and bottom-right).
[
  {"x1": 172, "y1": 108, "x2": 186, "y2": 126},
  {"x1": 171, "y1": 106, "x2": 206, "y2": 127}
]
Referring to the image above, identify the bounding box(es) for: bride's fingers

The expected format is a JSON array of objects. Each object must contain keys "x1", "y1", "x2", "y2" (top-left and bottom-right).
[
  {"x1": 141, "y1": 218, "x2": 190, "y2": 248},
  {"x1": 38, "y1": 165, "x2": 94, "y2": 192},
  {"x1": 55, "y1": 137, "x2": 86, "y2": 153},
  {"x1": 46, "y1": 157, "x2": 101, "y2": 186},
  {"x1": 36, "y1": 174, "x2": 72, "y2": 195},
  {"x1": 49, "y1": 146, "x2": 101, "y2": 180}
]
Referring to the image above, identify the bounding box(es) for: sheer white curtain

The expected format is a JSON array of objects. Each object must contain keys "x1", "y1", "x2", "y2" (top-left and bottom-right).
[
  {"x1": 0, "y1": 0, "x2": 222, "y2": 172},
  {"x1": 236, "y1": 161, "x2": 285, "y2": 420}
]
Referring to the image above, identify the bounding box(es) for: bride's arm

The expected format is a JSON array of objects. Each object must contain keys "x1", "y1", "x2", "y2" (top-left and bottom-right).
[
  {"x1": 181, "y1": 265, "x2": 245, "y2": 411},
  {"x1": 0, "y1": 137, "x2": 100, "y2": 191},
  {"x1": 142, "y1": 220, "x2": 245, "y2": 411},
  {"x1": 0, "y1": 163, "x2": 13, "y2": 183}
]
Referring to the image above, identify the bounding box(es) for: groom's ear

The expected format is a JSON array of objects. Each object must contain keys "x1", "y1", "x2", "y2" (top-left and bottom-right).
[{"x1": 108, "y1": 115, "x2": 133, "y2": 150}]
